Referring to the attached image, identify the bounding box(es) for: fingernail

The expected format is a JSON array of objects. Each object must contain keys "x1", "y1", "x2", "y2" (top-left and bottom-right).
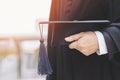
[{"x1": 65, "y1": 37, "x2": 69, "y2": 41}]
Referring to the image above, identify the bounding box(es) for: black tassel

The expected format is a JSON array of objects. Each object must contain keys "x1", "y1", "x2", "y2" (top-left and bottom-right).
[{"x1": 38, "y1": 38, "x2": 53, "y2": 75}]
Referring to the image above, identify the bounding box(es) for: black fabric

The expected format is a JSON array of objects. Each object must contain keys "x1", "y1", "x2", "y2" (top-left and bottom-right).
[
  {"x1": 47, "y1": 0, "x2": 120, "y2": 80},
  {"x1": 112, "y1": 0, "x2": 120, "y2": 22},
  {"x1": 102, "y1": 26, "x2": 120, "y2": 66},
  {"x1": 101, "y1": 26, "x2": 120, "y2": 80},
  {"x1": 104, "y1": 26, "x2": 120, "y2": 51}
]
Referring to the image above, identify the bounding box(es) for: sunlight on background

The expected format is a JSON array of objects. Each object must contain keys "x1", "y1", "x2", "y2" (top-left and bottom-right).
[
  {"x1": 0, "y1": 0, "x2": 51, "y2": 80},
  {"x1": 0, "y1": 0, "x2": 51, "y2": 36}
]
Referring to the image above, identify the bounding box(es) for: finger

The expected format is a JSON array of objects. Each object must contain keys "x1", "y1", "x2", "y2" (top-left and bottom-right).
[
  {"x1": 69, "y1": 41, "x2": 78, "y2": 49},
  {"x1": 65, "y1": 32, "x2": 84, "y2": 42}
]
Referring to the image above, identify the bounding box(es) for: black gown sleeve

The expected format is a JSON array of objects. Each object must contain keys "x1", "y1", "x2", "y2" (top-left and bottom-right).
[{"x1": 101, "y1": 24, "x2": 120, "y2": 65}]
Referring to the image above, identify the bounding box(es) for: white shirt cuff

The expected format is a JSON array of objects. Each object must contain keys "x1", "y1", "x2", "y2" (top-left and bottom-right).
[{"x1": 95, "y1": 31, "x2": 108, "y2": 55}]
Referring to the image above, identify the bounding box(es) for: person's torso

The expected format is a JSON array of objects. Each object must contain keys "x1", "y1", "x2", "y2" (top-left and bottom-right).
[{"x1": 49, "y1": 0, "x2": 109, "y2": 46}]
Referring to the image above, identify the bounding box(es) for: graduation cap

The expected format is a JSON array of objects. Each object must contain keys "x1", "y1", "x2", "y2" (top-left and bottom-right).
[{"x1": 38, "y1": 20, "x2": 110, "y2": 75}]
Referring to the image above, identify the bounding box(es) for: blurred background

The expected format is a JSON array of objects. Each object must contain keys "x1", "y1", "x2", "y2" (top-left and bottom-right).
[{"x1": 0, "y1": 0, "x2": 51, "y2": 80}]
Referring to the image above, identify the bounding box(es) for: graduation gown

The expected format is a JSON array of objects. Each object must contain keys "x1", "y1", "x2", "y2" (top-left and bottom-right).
[{"x1": 47, "y1": 0, "x2": 120, "y2": 80}]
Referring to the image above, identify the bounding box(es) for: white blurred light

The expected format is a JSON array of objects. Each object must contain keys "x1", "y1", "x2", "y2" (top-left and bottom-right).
[{"x1": 0, "y1": 0, "x2": 51, "y2": 35}]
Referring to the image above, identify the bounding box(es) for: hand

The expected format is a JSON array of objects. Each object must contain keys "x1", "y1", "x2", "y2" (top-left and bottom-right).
[{"x1": 65, "y1": 31, "x2": 99, "y2": 56}]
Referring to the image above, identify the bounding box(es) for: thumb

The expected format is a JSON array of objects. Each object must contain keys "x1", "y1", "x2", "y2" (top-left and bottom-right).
[{"x1": 65, "y1": 32, "x2": 84, "y2": 42}]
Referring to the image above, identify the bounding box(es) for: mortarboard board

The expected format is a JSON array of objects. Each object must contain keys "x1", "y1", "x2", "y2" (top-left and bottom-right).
[{"x1": 38, "y1": 20, "x2": 110, "y2": 75}]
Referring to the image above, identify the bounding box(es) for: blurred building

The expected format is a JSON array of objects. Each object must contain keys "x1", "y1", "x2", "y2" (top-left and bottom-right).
[{"x1": 0, "y1": 0, "x2": 51, "y2": 80}]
